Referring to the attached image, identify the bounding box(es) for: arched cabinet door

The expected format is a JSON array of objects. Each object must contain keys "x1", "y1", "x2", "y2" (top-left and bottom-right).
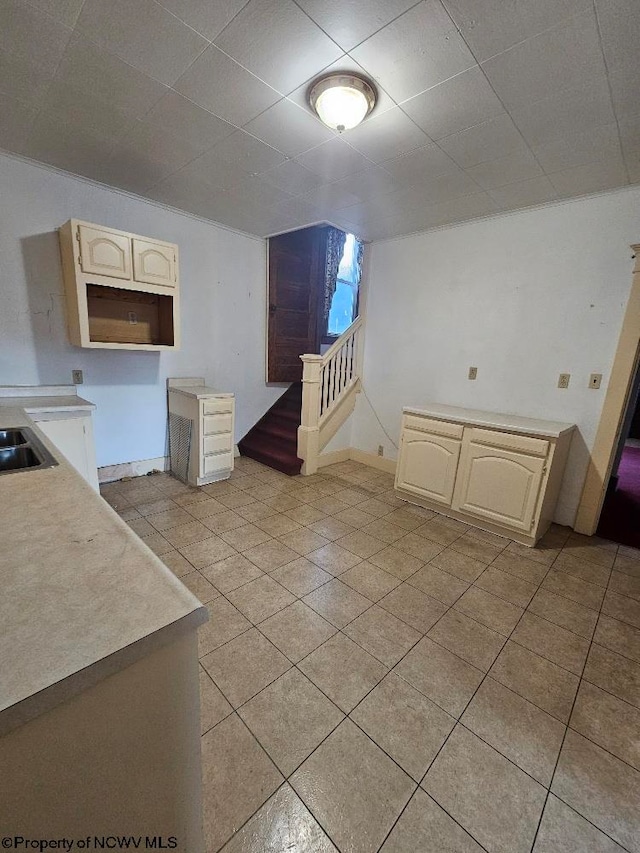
[
  {"x1": 396, "y1": 428, "x2": 462, "y2": 505},
  {"x1": 132, "y1": 238, "x2": 176, "y2": 288},
  {"x1": 78, "y1": 225, "x2": 132, "y2": 280}
]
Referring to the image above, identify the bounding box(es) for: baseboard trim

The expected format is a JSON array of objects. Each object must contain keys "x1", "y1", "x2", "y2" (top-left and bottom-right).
[
  {"x1": 349, "y1": 448, "x2": 397, "y2": 474},
  {"x1": 98, "y1": 456, "x2": 167, "y2": 483},
  {"x1": 317, "y1": 448, "x2": 351, "y2": 468}
]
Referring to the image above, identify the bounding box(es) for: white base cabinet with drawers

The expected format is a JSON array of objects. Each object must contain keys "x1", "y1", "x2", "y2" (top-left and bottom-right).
[
  {"x1": 168, "y1": 378, "x2": 234, "y2": 487},
  {"x1": 395, "y1": 405, "x2": 575, "y2": 546}
]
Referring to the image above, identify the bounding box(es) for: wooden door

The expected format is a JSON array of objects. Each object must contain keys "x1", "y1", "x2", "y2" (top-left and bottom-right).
[
  {"x1": 78, "y1": 225, "x2": 132, "y2": 280},
  {"x1": 132, "y1": 238, "x2": 176, "y2": 288},
  {"x1": 267, "y1": 226, "x2": 327, "y2": 382},
  {"x1": 396, "y1": 427, "x2": 462, "y2": 506}
]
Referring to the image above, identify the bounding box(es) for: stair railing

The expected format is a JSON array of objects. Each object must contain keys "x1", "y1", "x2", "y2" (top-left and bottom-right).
[{"x1": 298, "y1": 316, "x2": 363, "y2": 474}]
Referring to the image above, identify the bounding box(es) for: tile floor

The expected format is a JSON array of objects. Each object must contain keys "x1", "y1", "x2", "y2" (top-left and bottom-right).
[{"x1": 100, "y1": 457, "x2": 640, "y2": 853}]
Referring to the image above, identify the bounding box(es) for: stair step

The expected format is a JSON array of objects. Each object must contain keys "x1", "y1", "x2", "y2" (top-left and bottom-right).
[
  {"x1": 238, "y1": 381, "x2": 303, "y2": 476},
  {"x1": 238, "y1": 439, "x2": 302, "y2": 476},
  {"x1": 252, "y1": 422, "x2": 298, "y2": 444}
]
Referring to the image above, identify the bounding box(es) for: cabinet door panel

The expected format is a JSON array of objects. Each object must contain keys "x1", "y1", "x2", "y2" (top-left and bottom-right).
[
  {"x1": 453, "y1": 443, "x2": 544, "y2": 532},
  {"x1": 395, "y1": 428, "x2": 461, "y2": 506},
  {"x1": 132, "y1": 239, "x2": 176, "y2": 287},
  {"x1": 78, "y1": 226, "x2": 132, "y2": 280}
]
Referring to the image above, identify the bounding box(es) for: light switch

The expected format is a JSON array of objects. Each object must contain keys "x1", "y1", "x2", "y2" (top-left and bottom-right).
[{"x1": 468, "y1": 367, "x2": 478, "y2": 380}]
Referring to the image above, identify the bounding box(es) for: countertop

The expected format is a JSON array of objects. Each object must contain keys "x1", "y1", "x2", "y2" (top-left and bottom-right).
[
  {"x1": 403, "y1": 403, "x2": 575, "y2": 438},
  {"x1": 169, "y1": 384, "x2": 233, "y2": 400},
  {"x1": 0, "y1": 402, "x2": 208, "y2": 737}
]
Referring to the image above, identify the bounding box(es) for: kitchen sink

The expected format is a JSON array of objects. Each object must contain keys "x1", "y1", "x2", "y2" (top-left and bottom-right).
[{"x1": 0, "y1": 427, "x2": 58, "y2": 475}]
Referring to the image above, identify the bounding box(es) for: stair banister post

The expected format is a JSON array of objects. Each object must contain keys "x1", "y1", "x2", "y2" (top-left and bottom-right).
[{"x1": 298, "y1": 354, "x2": 323, "y2": 475}]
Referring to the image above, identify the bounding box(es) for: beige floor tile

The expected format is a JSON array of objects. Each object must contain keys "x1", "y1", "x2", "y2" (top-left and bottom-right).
[
  {"x1": 254, "y1": 513, "x2": 301, "y2": 538},
  {"x1": 217, "y1": 491, "x2": 259, "y2": 510},
  {"x1": 219, "y1": 784, "x2": 338, "y2": 853},
  {"x1": 226, "y1": 575, "x2": 295, "y2": 624},
  {"x1": 180, "y1": 570, "x2": 219, "y2": 603},
  {"x1": 368, "y1": 545, "x2": 423, "y2": 579},
  {"x1": 159, "y1": 549, "x2": 193, "y2": 577},
  {"x1": 492, "y1": 551, "x2": 549, "y2": 585},
  {"x1": 358, "y1": 497, "x2": 394, "y2": 518},
  {"x1": 200, "y1": 667, "x2": 232, "y2": 734},
  {"x1": 428, "y1": 609, "x2": 505, "y2": 672},
  {"x1": 352, "y1": 673, "x2": 455, "y2": 781},
  {"x1": 344, "y1": 605, "x2": 421, "y2": 666},
  {"x1": 162, "y1": 519, "x2": 213, "y2": 548},
  {"x1": 141, "y1": 532, "x2": 174, "y2": 556},
  {"x1": 511, "y1": 612, "x2": 590, "y2": 675},
  {"x1": 259, "y1": 600, "x2": 336, "y2": 663},
  {"x1": 200, "y1": 509, "x2": 247, "y2": 534},
  {"x1": 594, "y1": 615, "x2": 640, "y2": 664},
  {"x1": 184, "y1": 496, "x2": 227, "y2": 519},
  {"x1": 609, "y1": 570, "x2": 640, "y2": 602},
  {"x1": 134, "y1": 497, "x2": 179, "y2": 517},
  {"x1": 395, "y1": 636, "x2": 484, "y2": 718},
  {"x1": 332, "y1": 506, "x2": 377, "y2": 528},
  {"x1": 201, "y1": 714, "x2": 283, "y2": 853},
  {"x1": 554, "y1": 551, "x2": 612, "y2": 587},
  {"x1": 602, "y1": 590, "x2": 640, "y2": 629},
  {"x1": 461, "y1": 677, "x2": 565, "y2": 786},
  {"x1": 380, "y1": 789, "x2": 484, "y2": 853},
  {"x1": 614, "y1": 553, "x2": 640, "y2": 578},
  {"x1": 202, "y1": 480, "x2": 241, "y2": 498},
  {"x1": 244, "y1": 483, "x2": 281, "y2": 502},
  {"x1": 423, "y1": 725, "x2": 547, "y2": 853},
  {"x1": 117, "y1": 507, "x2": 142, "y2": 521},
  {"x1": 451, "y1": 532, "x2": 505, "y2": 563},
  {"x1": 303, "y1": 578, "x2": 371, "y2": 628},
  {"x1": 361, "y1": 518, "x2": 407, "y2": 544},
  {"x1": 335, "y1": 530, "x2": 387, "y2": 559},
  {"x1": 284, "y1": 504, "x2": 329, "y2": 526},
  {"x1": 270, "y1": 557, "x2": 332, "y2": 596},
  {"x1": 533, "y1": 794, "x2": 625, "y2": 853},
  {"x1": 570, "y1": 681, "x2": 640, "y2": 770},
  {"x1": 415, "y1": 517, "x2": 465, "y2": 546},
  {"x1": 290, "y1": 720, "x2": 414, "y2": 853},
  {"x1": 506, "y1": 539, "x2": 559, "y2": 566},
  {"x1": 476, "y1": 566, "x2": 537, "y2": 608},
  {"x1": 340, "y1": 561, "x2": 401, "y2": 602},
  {"x1": 179, "y1": 534, "x2": 237, "y2": 569},
  {"x1": 146, "y1": 506, "x2": 193, "y2": 532},
  {"x1": 173, "y1": 488, "x2": 217, "y2": 508},
  {"x1": 219, "y1": 523, "x2": 273, "y2": 552},
  {"x1": 454, "y1": 586, "x2": 523, "y2": 636},
  {"x1": 394, "y1": 532, "x2": 444, "y2": 562},
  {"x1": 238, "y1": 669, "x2": 343, "y2": 776},
  {"x1": 562, "y1": 543, "x2": 616, "y2": 568},
  {"x1": 490, "y1": 641, "x2": 580, "y2": 722},
  {"x1": 552, "y1": 730, "x2": 640, "y2": 852},
  {"x1": 466, "y1": 526, "x2": 509, "y2": 547},
  {"x1": 198, "y1": 597, "x2": 251, "y2": 658},
  {"x1": 307, "y1": 543, "x2": 363, "y2": 576},
  {"x1": 298, "y1": 633, "x2": 387, "y2": 712},
  {"x1": 382, "y1": 508, "x2": 426, "y2": 531},
  {"x1": 128, "y1": 517, "x2": 156, "y2": 537},
  {"x1": 541, "y1": 569, "x2": 605, "y2": 611},
  {"x1": 243, "y1": 539, "x2": 299, "y2": 572},
  {"x1": 201, "y1": 553, "x2": 264, "y2": 593},
  {"x1": 528, "y1": 588, "x2": 599, "y2": 639},
  {"x1": 583, "y1": 643, "x2": 640, "y2": 709},
  {"x1": 307, "y1": 516, "x2": 355, "y2": 541},
  {"x1": 430, "y1": 547, "x2": 487, "y2": 582},
  {"x1": 379, "y1": 584, "x2": 448, "y2": 633},
  {"x1": 407, "y1": 564, "x2": 469, "y2": 606},
  {"x1": 310, "y1": 496, "x2": 353, "y2": 515},
  {"x1": 278, "y1": 527, "x2": 331, "y2": 556},
  {"x1": 201, "y1": 628, "x2": 291, "y2": 708},
  {"x1": 333, "y1": 487, "x2": 370, "y2": 506},
  {"x1": 234, "y1": 500, "x2": 280, "y2": 523}
]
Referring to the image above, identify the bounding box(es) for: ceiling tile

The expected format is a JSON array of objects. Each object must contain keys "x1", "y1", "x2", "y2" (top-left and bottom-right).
[
  {"x1": 21, "y1": 112, "x2": 118, "y2": 181},
  {"x1": 619, "y1": 113, "x2": 640, "y2": 164},
  {"x1": 443, "y1": 0, "x2": 591, "y2": 62},
  {"x1": 214, "y1": 0, "x2": 342, "y2": 93},
  {"x1": 0, "y1": 92, "x2": 36, "y2": 152},
  {"x1": 95, "y1": 153, "x2": 179, "y2": 195},
  {"x1": 142, "y1": 92, "x2": 236, "y2": 155},
  {"x1": 533, "y1": 123, "x2": 622, "y2": 173},
  {"x1": 330, "y1": 167, "x2": 399, "y2": 203},
  {"x1": 488, "y1": 175, "x2": 559, "y2": 209},
  {"x1": 222, "y1": 174, "x2": 297, "y2": 209},
  {"x1": 420, "y1": 190, "x2": 499, "y2": 227},
  {"x1": 295, "y1": 137, "x2": 373, "y2": 181},
  {"x1": 607, "y1": 65, "x2": 640, "y2": 119},
  {"x1": 54, "y1": 33, "x2": 169, "y2": 119},
  {"x1": 465, "y1": 148, "x2": 543, "y2": 190},
  {"x1": 381, "y1": 143, "x2": 460, "y2": 184},
  {"x1": 438, "y1": 113, "x2": 526, "y2": 168},
  {"x1": 298, "y1": 181, "x2": 363, "y2": 212},
  {"x1": 481, "y1": 10, "x2": 607, "y2": 111},
  {"x1": 1, "y1": 1, "x2": 73, "y2": 74},
  {"x1": 147, "y1": 172, "x2": 225, "y2": 217},
  {"x1": 28, "y1": 0, "x2": 86, "y2": 27},
  {"x1": 174, "y1": 45, "x2": 280, "y2": 126},
  {"x1": 259, "y1": 159, "x2": 325, "y2": 195},
  {"x1": 74, "y1": 0, "x2": 209, "y2": 86},
  {"x1": 341, "y1": 107, "x2": 430, "y2": 164},
  {"x1": 510, "y1": 78, "x2": 616, "y2": 148},
  {"x1": 412, "y1": 168, "x2": 483, "y2": 203},
  {"x1": 350, "y1": 0, "x2": 476, "y2": 103},
  {"x1": 244, "y1": 99, "x2": 335, "y2": 157},
  {"x1": 179, "y1": 129, "x2": 286, "y2": 188},
  {"x1": 401, "y1": 66, "x2": 504, "y2": 141},
  {"x1": 37, "y1": 80, "x2": 135, "y2": 141},
  {"x1": 295, "y1": 0, "x2": 419, "y2": 51},
  {"x1": 156, "y1": 0, "x2": 250, "y2": 41},
  {"x1": 113, "y1": 120, "x2": 208, "y2": 173},
  {"x1": 548, "y1": 156, "x2": 629, "y2": 197},
  {"x1": 595, "y1": 0, "x2": 640, "y2": 76},
  {"x1": 0, "y1": 53, "x2": 54, "y2": 104}
]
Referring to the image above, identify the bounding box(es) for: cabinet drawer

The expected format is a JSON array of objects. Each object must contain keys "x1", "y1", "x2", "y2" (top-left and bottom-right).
[
  {"x1": 203, "y1": 413, "x2": 233, "y2": 435},
  {"x1": 204, "y1": 452, "x2": 233, "y2": 476},
  {"x1": 466, "y1": 427, "x2": 549, "y2": 458},
  {"x1": 204, "y1": 433, "x2": 232, "y2": 455},
  {"x1": 202, "y1": 397, "x2": 233, "y2": 415},
  {"x1": 404, "y1": 415, "x2": 463, "y2": 439}
]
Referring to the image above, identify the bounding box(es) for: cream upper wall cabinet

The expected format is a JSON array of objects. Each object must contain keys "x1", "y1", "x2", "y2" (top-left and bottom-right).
[
  {"x1": 78, "y1": 225, "x2": 132, "y2": 280},
  {"x1": 132, "y1": 238, "x2": 176, "y2": 288},
  {"x1": 395, "y1": 405, "x2": 575, "y2": 546}
]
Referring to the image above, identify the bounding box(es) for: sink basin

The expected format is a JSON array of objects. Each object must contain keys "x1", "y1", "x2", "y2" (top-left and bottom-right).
[{"x1": 0, "y1": 426, "x2": 58, "y2": 475}]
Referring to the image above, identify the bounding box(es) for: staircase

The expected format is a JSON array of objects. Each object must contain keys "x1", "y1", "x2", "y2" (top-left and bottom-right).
[{"x1": 238, "y1": 382, "x2": 303, "y2": 475}]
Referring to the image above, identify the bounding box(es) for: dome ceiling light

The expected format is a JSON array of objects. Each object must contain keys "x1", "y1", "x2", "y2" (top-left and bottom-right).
[{"x1": 308, "y1": 73, "x2": 377, "y2": 132}]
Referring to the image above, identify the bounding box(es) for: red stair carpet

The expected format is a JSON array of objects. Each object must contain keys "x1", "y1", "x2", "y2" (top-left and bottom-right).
[
  {"x1": 238, "y1": 382, "x2": 303, "y2": 475},
  {"x1": 597, "y1": 445, "x2": 640, "y2": 549}
]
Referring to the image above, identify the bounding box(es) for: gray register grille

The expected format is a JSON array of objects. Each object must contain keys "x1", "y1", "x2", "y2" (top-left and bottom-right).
[{"x1": 168, "y1": 412, "x2": 192, "y2": 484}]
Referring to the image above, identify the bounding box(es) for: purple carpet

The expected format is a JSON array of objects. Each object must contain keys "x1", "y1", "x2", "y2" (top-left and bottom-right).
[{"x1": 597, "y1": 445, "x2": 640, "y2": 548}]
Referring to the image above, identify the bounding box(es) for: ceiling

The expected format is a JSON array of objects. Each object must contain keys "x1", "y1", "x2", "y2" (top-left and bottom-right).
[{"x1": 1, "y1": 0, "x2": 638, "y2": 241}]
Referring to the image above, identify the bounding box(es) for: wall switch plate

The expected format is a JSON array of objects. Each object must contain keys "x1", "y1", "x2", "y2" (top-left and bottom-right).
[
  {"x1": 377, "y1": 445, "x2": 384, "y2": 457},
  {"x1": 558, "y1": 373, "x2": 570, "y2": 389},
  {"x1": 468, "y1": 366, "x2": 478, "y2": 380},
  {"x1": 589, "y1": 373, "x2": 602, "y2": 389},
  {"x1": 72, "y1": 369, "x2": 83, "y2": 384}
]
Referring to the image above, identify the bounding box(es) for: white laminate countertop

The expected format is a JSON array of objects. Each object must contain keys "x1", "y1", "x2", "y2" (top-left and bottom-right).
[
  {"x1": 403, "y1": 403, "x2": 575, "y2": 438},
  {"x1": 0, "y1": 384, "x2": 95, "y2": 413},
  {"x1": 169, "y1": 384, "x2": 233, "y2": 400},
  {"x1": 0, "y1": 402, "x2": 207, "y2": 737}
]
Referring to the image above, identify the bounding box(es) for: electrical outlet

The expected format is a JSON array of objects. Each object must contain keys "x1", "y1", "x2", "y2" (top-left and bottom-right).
[
  {"x1": 558, "y1": 373, "x2": 570, "y2": 389},
  {"x1": 589, "y1": 373, "x2": 602, "y2": 389},
  {"x1": 377, "y1": 445, "x2": 384, "y2": 457},
  {"x1": 468, "y1": 366, "x2": 478, "y2": 380},
  {"x1": 72, "y1": 369, "x2": 83, "y2": 385},
  {"x1": 128, "y1": 311, "x2": 138, "y2": 325}
]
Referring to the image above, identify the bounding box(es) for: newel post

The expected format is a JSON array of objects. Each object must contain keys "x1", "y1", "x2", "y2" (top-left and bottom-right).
[{"x1": 298, "y1": 354, "x2": 322, "y2": 476}]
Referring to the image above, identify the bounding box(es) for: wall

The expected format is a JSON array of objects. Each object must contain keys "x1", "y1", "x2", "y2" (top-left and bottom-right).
[
  {"x1": 0, "y1": 153, "x2": 283, "y2": 467},
  {"x1": 351, "y1": 187, "x2": 640, "y2": 525}
]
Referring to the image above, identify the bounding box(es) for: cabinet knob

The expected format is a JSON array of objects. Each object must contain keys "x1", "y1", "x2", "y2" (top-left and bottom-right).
[{"x1": 269, "y1": 304, "x2": 277, "y2": 314}]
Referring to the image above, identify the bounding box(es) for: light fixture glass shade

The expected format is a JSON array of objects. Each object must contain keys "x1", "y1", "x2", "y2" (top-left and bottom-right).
[{"x1": 309, "y1": 74, "x2": 376, "y2": 132}]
